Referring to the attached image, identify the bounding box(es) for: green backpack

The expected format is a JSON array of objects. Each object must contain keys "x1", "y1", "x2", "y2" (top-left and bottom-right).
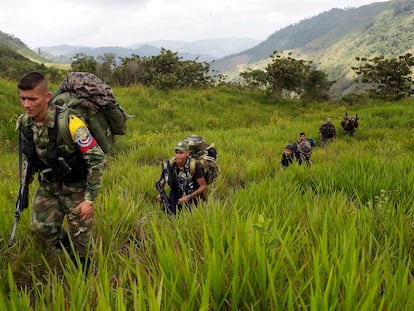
[
  {"x1": 183, "y1": 135, "x2": 218, "y2": 185},
  {"x1": 167, "y1": 135, "x2": 219, "y2": 185},
  {"x1": 50, "y1": 72, "x2": 132, "y2": 153}
]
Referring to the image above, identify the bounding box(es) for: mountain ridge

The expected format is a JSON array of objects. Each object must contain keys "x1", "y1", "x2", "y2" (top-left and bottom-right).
[
  {"x1": 2, "y1": 0, "x2": 414, "y2": 97},
  {"x1": 211, "y1": 0, "x2": 414, "y2": 95},
  {"x1": 34, "y1": 37, "x2": 261, "y2": 64}
]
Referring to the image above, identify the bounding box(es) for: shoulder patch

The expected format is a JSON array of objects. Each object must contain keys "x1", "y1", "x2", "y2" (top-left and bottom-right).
[{"x1": 68, "y1": 114, "x2": 96, "y2": 152}]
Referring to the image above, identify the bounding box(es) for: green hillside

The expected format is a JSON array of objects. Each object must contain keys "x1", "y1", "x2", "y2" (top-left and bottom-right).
[
  {"x1": 0, "y1": 30, "x2": 50, "y2": 63},
  {"x1": 213, "y1": 0, "x2": 414, "y2": 96},
  {"x1": 1, "y1": 78, "x2": 414, "y2": 309},
  {"x1": 0, "y1": 42, "x2": 66, "y2": 82}
]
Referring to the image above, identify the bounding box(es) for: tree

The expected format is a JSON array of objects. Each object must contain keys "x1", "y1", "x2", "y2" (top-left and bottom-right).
[
  {"x1": 129, "y1": 48, "x2": 217, "y2": 90},
  {"x1": 265, "y1": 51, "x2": 310, "y2": 99},
  {"x1": 302, "y1": 69, "x2": 334, "y2": 102},
  {"x1": 239, "y1": 68, "x2": 268, "y2": 90},
  {"x1": 352, "y1": 53, "x2": 414, "y2": 100},
  {"x1": 96, "y1": 53, "x2": 116, "y2": 84},
  {"x1": 71, "y1": 53, "x2": 97, "y2": 73},
  {"x1": 112, "y1": 55, "x2": 144, "y2": 86},
  {"x1": 239, "y1": 51, "x2": 333, "y2": 102}
]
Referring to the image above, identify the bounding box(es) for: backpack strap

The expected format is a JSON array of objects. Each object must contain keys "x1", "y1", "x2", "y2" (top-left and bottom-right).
[
  {"x1": 169, "y1": 156, "x2": 175, "y2": 167},
  {"x1": 57, "y1": 107, "x2": 74, "y2": 148},
  {"x1": 169, "y1": 156, "x2": 197, "y2": 176},
  {"x1": 189, "y1": 158, "x2": 196, "y2": 176}
]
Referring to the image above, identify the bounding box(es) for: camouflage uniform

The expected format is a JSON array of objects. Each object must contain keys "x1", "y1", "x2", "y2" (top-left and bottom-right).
[
  {"x1": 319, "y1": 120, "x2": 336, "y2": 145},
  {"x1": 18, "y1": 104, "x2": 106, "y2": 258},
  {"x1": 341, "y1": 116, "x2": 358, "y2": 136},
  {"x1": 296, "y1": 139, "x2": 312, "y2": 166},
  {"x1": 167, "y1": 157, "x2": 204, "y2": 214}
]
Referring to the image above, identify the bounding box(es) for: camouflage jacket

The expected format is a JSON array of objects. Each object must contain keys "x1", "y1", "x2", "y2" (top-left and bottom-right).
[
  {"x1": 319, "y1": 124, "x2": 336, "y2": 138},
  {"x1": 17, "y1": 104, "x2": 106, "y2": 202},
  {"x1": 296, "y1": 140, "x2": 312, "y2": 157}
]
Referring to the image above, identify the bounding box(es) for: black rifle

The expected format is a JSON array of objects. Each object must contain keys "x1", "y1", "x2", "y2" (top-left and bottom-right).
[
  {"x1": 155, "y1": 181, "x2": 173, "y2": 213},
  {"x1": 9, "y1": 163, "x2": 32, "y2": 247}
]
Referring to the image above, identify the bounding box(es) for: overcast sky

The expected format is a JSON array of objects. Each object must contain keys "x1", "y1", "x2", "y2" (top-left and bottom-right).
[{"x1": 0, "y1": 0, "x2": 389, "y2": 48}]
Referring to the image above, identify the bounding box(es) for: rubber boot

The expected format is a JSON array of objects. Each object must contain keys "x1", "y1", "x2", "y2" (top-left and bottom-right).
[
  {"x1": 54, "y1": 229, "x2": 72, "y2": 254},
  {"x1": 59, "y1": 229, "x2": 72, "y2": 255}
]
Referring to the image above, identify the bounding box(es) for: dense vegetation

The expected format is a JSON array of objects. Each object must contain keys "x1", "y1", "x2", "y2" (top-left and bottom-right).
[
  {"x1": 352, "y1": 53, "x2": 414, "y2": 100},
  {"x1": 1, "y1": 76, "x2": 413, "y2": 309},
  {"x1": 71, "y1": 49, "x2": 224, "y2": 89},
  {"x1": 240, "y1": 51, "x2": 333, "y2": 102}
]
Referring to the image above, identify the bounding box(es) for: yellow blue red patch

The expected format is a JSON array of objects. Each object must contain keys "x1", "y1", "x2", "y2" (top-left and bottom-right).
[
  {"x1": 74, "y1": 126, "x2": 96, "y2": 152},
  {"x1": 69, "y1": 114, "x2": 97, "y2": 153}
]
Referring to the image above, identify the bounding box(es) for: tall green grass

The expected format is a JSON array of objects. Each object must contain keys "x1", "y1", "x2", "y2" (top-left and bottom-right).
[{"x1": 1, "y1": 81, "x2": 413, "y2": 310}]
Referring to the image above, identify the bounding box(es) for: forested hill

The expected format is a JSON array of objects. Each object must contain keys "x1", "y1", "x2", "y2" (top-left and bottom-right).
[
  {"x1": 212, "y1": 0, "x2": 414, "y2": 93},
  {"x1": 0, "y1": 30, "x2": 48, "y2": 63},
  {"x1": 0, "y1": 30, "x2": 68, "y2": 82}
]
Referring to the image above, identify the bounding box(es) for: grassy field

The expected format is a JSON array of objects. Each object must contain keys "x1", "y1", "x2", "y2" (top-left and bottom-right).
[{"x1": 1, "y1": 79, "x2": 414, "y2": 310}]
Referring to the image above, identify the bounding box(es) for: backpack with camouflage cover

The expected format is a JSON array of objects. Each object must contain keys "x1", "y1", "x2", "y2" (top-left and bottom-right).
[
  {"x1": 183, "y1": 134, "x2": 218, "y2": 184},
  {"x1": 341, "y1": 114, "x2": 358, "y2": 135},
  {"x1": 50, "y1": 72, "x2": 131, "y2": 153}
]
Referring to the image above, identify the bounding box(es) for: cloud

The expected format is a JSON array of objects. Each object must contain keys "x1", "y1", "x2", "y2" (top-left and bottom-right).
[
  {"x1": 54, "y1": 0, "x2": 150, "y2": 6},
  {"x1": 0, "y1": 0, "x2": 388, "y2": 48}
]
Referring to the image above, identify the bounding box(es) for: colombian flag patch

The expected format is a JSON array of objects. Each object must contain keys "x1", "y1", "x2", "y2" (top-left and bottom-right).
[
  {"x1": 69, "y1": 115, "x2": 97, "y2": 153},
  {"x1": 74, "y1": 127, "x2": 97, "y2": 152}
]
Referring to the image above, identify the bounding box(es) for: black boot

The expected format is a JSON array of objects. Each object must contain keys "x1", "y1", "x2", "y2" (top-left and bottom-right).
[
  {"x1": 58, "y1": 230, "x2": 72, "y2": 255},
  {"x1": 53, "y1": 230, "x2": 70, "y2": 252}
]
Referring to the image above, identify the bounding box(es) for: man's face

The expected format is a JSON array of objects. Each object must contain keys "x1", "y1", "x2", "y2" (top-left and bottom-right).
[
  {"x1": 284, "y1": 148, "x2": 293, "y2": 156},
  {"x1": 18, "y1": 84, "x2": 51, "y2": 121},
  {"x1": 299, "y1": 134, "x2": 306, "y2": 141},
  {"x1": 174, "y1": 149, "x2": 189, "y2": 165}
]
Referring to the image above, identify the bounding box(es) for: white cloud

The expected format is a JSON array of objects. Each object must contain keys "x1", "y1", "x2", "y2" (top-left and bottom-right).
[{"x1": 0, "y1": 0, "x2": 389, "y2": 48}]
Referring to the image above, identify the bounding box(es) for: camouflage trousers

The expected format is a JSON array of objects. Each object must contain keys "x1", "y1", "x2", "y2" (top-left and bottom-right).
[{"x1": 30, "y1": 180, "x2": 93, "y2": 258}]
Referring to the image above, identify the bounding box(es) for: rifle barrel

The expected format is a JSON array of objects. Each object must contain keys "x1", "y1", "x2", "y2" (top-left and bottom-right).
[
  {"x1": 9, "y1": 163, "x2": 31, "y2": 247},
  {"x1": 9, "y1": 213, "x2": 20, "y2": 247},
  {"x1": 156, "y1": 181, "x2": 172, "y2": 212}
]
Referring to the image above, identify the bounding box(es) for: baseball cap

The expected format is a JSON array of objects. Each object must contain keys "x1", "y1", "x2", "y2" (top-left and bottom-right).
[{"x1": 174, "y1": 141, "x2": 188, "y2": 151}]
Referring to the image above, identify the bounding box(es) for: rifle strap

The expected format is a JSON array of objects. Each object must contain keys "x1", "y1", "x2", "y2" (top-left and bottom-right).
[{"x1": 18, "y1": 127, "x2": 23, "y2": 184}]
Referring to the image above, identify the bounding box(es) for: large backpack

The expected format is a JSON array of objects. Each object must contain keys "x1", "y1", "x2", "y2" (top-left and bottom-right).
[
  {"x1": 50, "y1": 72, "x2": 131, "y2": 153},
  {"x1": 307, "y1": 137, "x2": 316, "y2": 148},
  {"x1": 183, "y1": 135, "x2": 218, "y2": 185}
]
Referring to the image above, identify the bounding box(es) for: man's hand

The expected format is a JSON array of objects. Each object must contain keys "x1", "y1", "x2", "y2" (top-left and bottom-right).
[
  {"x1": 178, "y1": 194, "x2": 192, "y2": 204},
  {"x1": 75, "y1": 200, "x2": 94, "y2": 221}
]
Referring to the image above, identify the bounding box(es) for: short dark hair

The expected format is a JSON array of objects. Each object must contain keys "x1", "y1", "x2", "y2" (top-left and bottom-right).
[
  {"x1": 285, "y1": 144, "x2": 297, "y2": 151},
  {"x1": 17, "y1": 72, "x2": 47, "y2": 91},
  {"x1": 299, "y1": 132, "x2": 305, "y2": 136}
]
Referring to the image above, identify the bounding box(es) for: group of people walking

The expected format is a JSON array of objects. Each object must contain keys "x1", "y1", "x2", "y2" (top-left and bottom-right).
[
  {"x1": 13, "y1": 70, "x2": 359, "y2": 273},
  {"x1": 280, "y1": 115, "x2": 359, "y2": 168}
]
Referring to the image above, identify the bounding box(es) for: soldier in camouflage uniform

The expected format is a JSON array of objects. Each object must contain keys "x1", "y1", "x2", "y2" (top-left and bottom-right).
[
  {"x1": 296, "y1": 132, "x2": 313, "y2": 166},
  {"x1": 280, "y1": 144, "x2": 297, "y2": 168},
  {"x1": 17, "y1": 72, "x2": 106, "y2": 268},
  {"x1": 157, "y1": 141, "x2": 207, "y2": 215},
  {"x1": 319, "y1": 118, "x2": 336, "y2": 146}
]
